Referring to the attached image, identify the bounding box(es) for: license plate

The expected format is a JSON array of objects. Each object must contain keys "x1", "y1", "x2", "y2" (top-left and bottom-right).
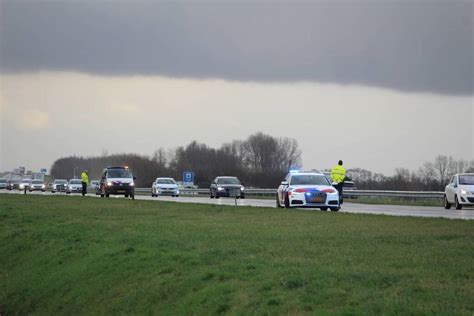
[
  {"x1": 117, "y1": 190, "x2": 125, "y2": 193},
  {"x1": 308, "y1": 193, "x2": 325, "y2": 203},
  {"x1": 228, "y1": 189, "x2": 241, "y2": 197}
]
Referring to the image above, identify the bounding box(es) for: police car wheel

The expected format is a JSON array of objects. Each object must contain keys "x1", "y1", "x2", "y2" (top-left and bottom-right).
[
  {"x1": 320, "y1": 207, "x2": 328, "y2": 211},
  {"x1": 330, "y1": 207, "x2": 340, "y2": 212},
  {"x1": 276, "y1": 194, "x2": 283, "y2": 208},
  {"x1": 284, "y1": 194, "x2": 290, "y2": 208}
]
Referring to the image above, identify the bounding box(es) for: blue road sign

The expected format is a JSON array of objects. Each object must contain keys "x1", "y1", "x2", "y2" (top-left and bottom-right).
[
  {"x1": 40, "y1": 168, "x2": 47, "y2": 174},
  {"x1": 183, "y1": 171, "x2": 195, "y2": 185}
]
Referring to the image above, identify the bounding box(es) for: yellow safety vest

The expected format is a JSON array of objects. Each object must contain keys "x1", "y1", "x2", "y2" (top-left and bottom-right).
[
  {"x1": 331, "y1": 165, "x2": 346, "y2": 184},
  {"x1": 81, "y1": 172, "x2": 89, "y2": 185}
]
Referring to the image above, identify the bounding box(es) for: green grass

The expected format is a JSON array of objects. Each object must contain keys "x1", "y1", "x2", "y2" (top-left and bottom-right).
[
  {"x1": 346, "y1": 196, "x2": 443, "y2": 207},
  {"x1": 1, "y1": 195, "x2": 473, "y2": 315}
]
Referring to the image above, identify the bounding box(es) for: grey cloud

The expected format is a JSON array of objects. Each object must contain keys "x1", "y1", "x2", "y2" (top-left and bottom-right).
[{"x1": 1, "y1": 0, "x2": 472, "y2": 95}]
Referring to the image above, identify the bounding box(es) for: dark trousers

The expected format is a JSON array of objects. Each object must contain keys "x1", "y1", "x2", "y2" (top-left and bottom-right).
[
  {"x1": 334, "y1": 182, "x2": 343, "y2": 205},
  {"x1": 82, "y1": 182, "x2": 87, "y2": 196}
]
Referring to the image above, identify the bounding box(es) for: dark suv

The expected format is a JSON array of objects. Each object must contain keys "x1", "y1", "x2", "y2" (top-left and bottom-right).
[
  {"x1": 210, "y1": 176, "x2": 245, "y2": 199},
  {"x1": 99, "y1": 166, "x2": 136, "y2": 199}
]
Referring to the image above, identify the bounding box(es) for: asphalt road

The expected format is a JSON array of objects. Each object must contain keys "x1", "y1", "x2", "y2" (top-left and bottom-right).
[{"x1": 3, "y1": 190, "x2": 474, "y2": 220}]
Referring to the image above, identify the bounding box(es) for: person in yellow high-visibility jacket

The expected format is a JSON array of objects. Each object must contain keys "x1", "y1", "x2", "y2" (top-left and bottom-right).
[
  {"x1": 331, "y1": 160, "x2": 346, "y2": 205},
  {"x1": 81, "y1": 170, "x2": 89, "y2": 196}
]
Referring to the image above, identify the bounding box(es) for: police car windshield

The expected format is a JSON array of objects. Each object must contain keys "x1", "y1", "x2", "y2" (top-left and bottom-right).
[
  {"x1": 22, "y1": 180, "x2": 32, "y2": 184},
  {"x1": 157, "y1": 179, "x2": 176, "y2": 184},
  {"x1": 217, "y1": 177, "x2": 240, "y2": 185},
  {"x1": 291, "y1": 175, "x2": 330, "y2": 186},
  {"x1": 55, "y1": 180, "x2": 67, "y2": 184},
  {"x1": 32, "y1": 180, "x2": 43, "y2": 184},
  {"x1": 459, "y1": 175, "x2": 474, "y2": 185},
  {"x1": 107, "y1": 169, "x2": 132, "y2": 178},
  {"x1": 69, "y1": 180, "x2": 81, "y2": 184}
]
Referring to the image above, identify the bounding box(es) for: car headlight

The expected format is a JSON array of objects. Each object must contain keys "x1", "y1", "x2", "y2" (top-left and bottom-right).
[
  {"x1": 19, "y1": 184, "x2": 24, "y2": 189},
  {"x1": 217, "y1": 187, "x2": 225, "y2": 191},
  {"x1": 107, "y1": 182, "x2": 113, "y2": 186},
  {"x1": 42, "y1": 184, "x2": 45, "y2": 188},
  {"x1": 241, "y1": 187, "x2": 245, "y2": 191},
  {"x1": 461, "y1": 189, "x2": 468, "y2": 195},
  {"x1": 130, "y1": 182, "x2": 134, "y2": 186}
]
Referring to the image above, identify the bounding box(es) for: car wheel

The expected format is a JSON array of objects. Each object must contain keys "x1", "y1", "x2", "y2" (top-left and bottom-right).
[
  {"x1": 330, "y1": 207, "x2": 340, "y2": 212},
  {"x1": 455, "y1": 195, "x2": 462, "y2": 210},
  {"x1": 105, "y1": 193, "x2": 110, "y2": 198},
  {"x1": 241, "y1": 195, "x2": 246, "y2": 199},
  {"x1": 176, "y1": 195, "x2": 179, "y2": 198},
  {"x1": 284, "y1": 194, "x2": 290, "y2": 208},
  {"x1": 125, "y1": 194, "x2": 129, "y2": 198},
  {"x1": 276, "y1": 194, "x2": 283, "y2": 208},
  {"x1": 320, "y1": 207, "x2": 328, "y2": 211},
  {"x1": 52, "y1": 191, "x2": 55, "y2": 193},
  {"x1": 444, "y1": 196, "x2": 451, "y2": 209}
]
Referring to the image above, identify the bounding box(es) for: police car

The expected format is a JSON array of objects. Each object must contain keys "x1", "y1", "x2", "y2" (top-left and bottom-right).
[
  {"x1": 277, "y1": 171, "x2": 340, "y2": 211},
  {"x1": 99, "y1": 166, "x2": 135, "y2": 199}
]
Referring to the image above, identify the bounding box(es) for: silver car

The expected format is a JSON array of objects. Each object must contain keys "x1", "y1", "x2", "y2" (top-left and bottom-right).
[
  {"x1": 67, "y1": 179, "x2": 83, "y2": 194},
  {"x1": 30, "y1": 180, "x2": 46, "y2": 192},
  {"x1": 0, "y1": 178, "x2": 7, "y2": 190}
]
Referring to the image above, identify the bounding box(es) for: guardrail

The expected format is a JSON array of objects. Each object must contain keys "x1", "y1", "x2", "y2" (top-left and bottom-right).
[{"x1": 134, "y1": 188, "x2": 444, "y2": 199}]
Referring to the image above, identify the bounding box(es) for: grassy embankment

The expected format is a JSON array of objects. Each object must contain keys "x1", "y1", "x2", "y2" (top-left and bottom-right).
[{"x1": 1, "y1": 194, "x2": 472, "y2": 314}]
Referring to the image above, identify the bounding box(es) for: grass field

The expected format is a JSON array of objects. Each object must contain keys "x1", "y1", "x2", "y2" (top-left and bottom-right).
[{"x1": 1, "y1": 195, "x2": 473, "y2": 314}]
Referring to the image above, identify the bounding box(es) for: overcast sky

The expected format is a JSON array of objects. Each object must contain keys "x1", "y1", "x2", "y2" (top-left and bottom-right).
[{"x1": 1, "y1": 0, "x2": 473, "y2": 175}]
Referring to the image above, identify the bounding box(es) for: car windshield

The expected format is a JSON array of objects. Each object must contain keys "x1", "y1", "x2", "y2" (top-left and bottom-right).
[
  {"x1": 459, "y1": 175, "x2": 474, "y2": 185},
  {"x1": 55, "y1": 180, "x2": 67, "y2": 184},
  {"x1": 107, "y1": 169, "x2": 133, "y2": 178},
  {"x1": 32, "y1": 180, "x2": 43, "y2": 184},
  {"x1": 0, "y1": 179, "x2": 6, "y2": 183},
  {"x1": 22, "y1": 180, "x2": 32, "y2": 184},
  {"x1": 291, "y1": 175, "x2": 330, "y2": 186},
  {"x1": 69, "y1": 180, "x2": 81, "y2": 184},
  {"x1": 156, "y1": 179, "x2": 176, "y2": 184},
  {"x1": 217, "y1": 177, "x2": 240, "y2": 185}
]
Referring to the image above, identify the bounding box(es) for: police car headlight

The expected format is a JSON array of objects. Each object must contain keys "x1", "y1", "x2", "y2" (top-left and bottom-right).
[
  {"x1": 241, "y1": 186, "x2": 245, "y2": 191},
  {"x1": 19, "y1": 184, "x2": 24, "y2": 189},
  {"x1": 107, "y1": 182, "x2": 113, "y2": 186},
  {"x1": 461, "y1": 189, "x2": 468, "y2": 195},
  {"x1": 42, "y1": 184, "x2": 46, "y2": 188},
  {"x1": 218, "y1": 187, "x2": 225, "y2": 191},
  {"x1": 130, "y1": 182, "x2": 134, "y2": 186}
]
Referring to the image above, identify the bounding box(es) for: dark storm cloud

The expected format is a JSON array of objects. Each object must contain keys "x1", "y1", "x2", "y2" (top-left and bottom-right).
[{"x1": 1, "y1": 0, "x2": 472, "y2": 95}]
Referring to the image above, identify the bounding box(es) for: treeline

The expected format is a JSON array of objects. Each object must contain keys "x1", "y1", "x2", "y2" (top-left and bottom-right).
[
  {"x1": 347, "y1": 155, "x2": 474, "y2": 191},
  {"x1": 50, "y1": 132, "x2": 302, "y2": 188}
]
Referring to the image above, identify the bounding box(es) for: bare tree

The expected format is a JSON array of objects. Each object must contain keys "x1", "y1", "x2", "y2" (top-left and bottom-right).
[{"x1": 433, "y1": 155, "x2": 453, "y2": 185}]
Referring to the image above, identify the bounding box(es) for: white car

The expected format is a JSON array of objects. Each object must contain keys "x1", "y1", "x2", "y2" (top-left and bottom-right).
[
  {"x1": 30, "y1": 180, "x2": 46, "y2": 192},
  {"x1": 444, "y1": 173, "x2": 474, "y2": 210},
  {"x1": 152, "y1": 177, "x2": 179, "y2": 197},
  {"x1": 19, "y1": 179, "x2": 32, "y2": 191},
  {"x1": 277, "y1": 172, "x2": 340, "y2": 211},
  {"x1": 51, "y1": 179, "x2": 68, "y2": 193},
  {"x1": 67, "y1": 179, "x2": 83, "y2": 194}
]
